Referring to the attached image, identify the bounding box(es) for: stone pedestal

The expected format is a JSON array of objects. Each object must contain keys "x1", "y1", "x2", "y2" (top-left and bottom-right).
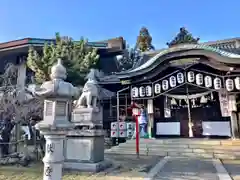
[
  {"x1": 64, "y1": 107, "x2": 111, "y2": 172},
  {"x1": 64, "y1": 130, "x2": 111, "y2": 172},
  {"x1": 71, "y1": 107, "x2": 103, "y2": 127}
]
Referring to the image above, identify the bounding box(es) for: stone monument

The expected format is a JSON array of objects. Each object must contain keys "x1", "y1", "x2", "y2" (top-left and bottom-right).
[
  {"x1": 34, "y1": 59, "x2": 78, "y2": 180},
  {"x1": 64, "y1": 68, "x2": 111, "y2": 172}
]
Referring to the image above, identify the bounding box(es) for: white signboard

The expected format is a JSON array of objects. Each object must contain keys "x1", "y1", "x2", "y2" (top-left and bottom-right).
[
  {"x1": 202, "y1": 121, "x2": 231, "y2": 137},
  {"x1": 156, "y1": 122, "x2": 180, "y2": 135}
]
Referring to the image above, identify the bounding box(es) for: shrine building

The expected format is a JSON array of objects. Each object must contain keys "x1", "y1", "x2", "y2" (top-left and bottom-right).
[{"x1": 100, "y1": 27, "x2": 240, "y2": 139}]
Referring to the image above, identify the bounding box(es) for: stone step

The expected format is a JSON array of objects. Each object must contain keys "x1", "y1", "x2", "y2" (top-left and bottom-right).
[
  {"x1": 118, "y1": 143, "x2": 189, "y2": 149},
  {"x1": 125, "y1": 139, "x2": 240, "y2": 146},
  {"x1": 106, "y1": 149, "x2": 240, "y2": 160},
  {"x1": 127, "y1": 139, "x2": 221, "y2": 143},
  {"x1": 111, "y1": 146, "x2": 193, "y2": 152},
  {"x1": 220, "y1": 140, "x2": 240, "y2": 146},
  {"x1": 188, "y1": 144, "x2": 240, "y2": 149},
  {"x1": 111, "y1": 146, "x2": 240, "y2": 155},
  {"x1": 118, "y1": 143, "x2": 240, "y2": 151}
]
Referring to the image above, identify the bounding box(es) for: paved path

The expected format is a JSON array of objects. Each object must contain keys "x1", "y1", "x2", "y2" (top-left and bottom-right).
[
  {"x1": 149, "y1": 157, "x2": 231, "y2": 180},
  {"x1": 221, "y1": 160, "x2": 240, "y2": 180}
]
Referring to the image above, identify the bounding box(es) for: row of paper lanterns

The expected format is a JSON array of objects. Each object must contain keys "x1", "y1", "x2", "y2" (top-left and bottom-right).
[{"x1": 132, "y1": 71, "x2": 240, "y2": 98}]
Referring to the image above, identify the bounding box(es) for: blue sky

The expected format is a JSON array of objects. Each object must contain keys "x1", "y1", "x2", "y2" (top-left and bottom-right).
[{"x1": 0, "y1": 0, "x2": 239, "y2": 48}]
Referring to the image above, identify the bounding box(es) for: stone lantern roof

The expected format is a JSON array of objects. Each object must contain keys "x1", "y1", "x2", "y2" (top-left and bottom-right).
[
  {"x1": 34, "y1": 59, "x2": 79, "y2": 99},
  {"x1": 50, "y1": 58, "x2": 67, "y2": 80}
]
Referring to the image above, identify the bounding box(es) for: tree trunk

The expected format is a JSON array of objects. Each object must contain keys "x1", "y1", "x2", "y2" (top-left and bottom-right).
[
  {"x1": 15, "y1": 123, "x2": 21, "y2": 152},
  {"x1": 1, "y1": 121, "x2": 14, "y2": 156}
]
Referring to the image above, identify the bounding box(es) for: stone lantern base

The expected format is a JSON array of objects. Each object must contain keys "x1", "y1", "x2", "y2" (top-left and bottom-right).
[
  {"x1": 64, "y1": 129, "x2": 111, "y2": 172},
  {"x1": 64, "y1": 159, "x2": 111, "y2": 172}
]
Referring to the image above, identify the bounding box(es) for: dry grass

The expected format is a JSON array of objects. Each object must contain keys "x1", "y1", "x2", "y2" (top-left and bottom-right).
[
  {"x1": 0, "y1": 161, "x2": 146, "y2": 180},
  {"x1": 0, "y1": 167, "x2": 144, "y2": 180},
  {"x1": 0, "y1": 153, "x2": 161, "y2": 180}
]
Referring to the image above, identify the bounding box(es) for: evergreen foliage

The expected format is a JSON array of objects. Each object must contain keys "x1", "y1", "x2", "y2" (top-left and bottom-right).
[{"x1": 27, "y1": 33, "x2": 99, "y2": 85}]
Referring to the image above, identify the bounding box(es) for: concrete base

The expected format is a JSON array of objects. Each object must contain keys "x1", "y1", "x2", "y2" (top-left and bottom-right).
[
  {"x1": 65, "y1": 133, "x2": 104, "y2": 163},
  {"x1": 64, "y1": 160, "x2": 112, "y2": 172}
]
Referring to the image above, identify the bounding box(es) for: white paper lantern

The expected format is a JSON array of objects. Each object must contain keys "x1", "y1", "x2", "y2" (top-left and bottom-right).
[
  {"x1": 169, "y1": 76, "x2": 177, "y2": 87},
  {"x1": 131, "y1": 87, "x2": 138, "y2": 97},
  {"x1": 139, "y1": 86, "x2": 145, "y2": 97},
  {"x1": 204, "y1": 76, "x2": 212, "y2": 88},
  {"x1": 214, "y1": 78, "x2": 221, "y2": 90},
  {"x1": 162, "y1": 80, "x2": 169, "y2": 91},
  {"x1": 234, "y1": 77, "x2": 240, "y2": 90},
  {"x1": 187, "y1": 71, "x2": 195, "y2": 83},
  {"x1": 196, "y1": 73, "x2": 203, "y2": 85},
  {"x1": 145, "y1": 85, "x2": 152, "y2": 97},
  {"x1": 177, "y1": 73, "x2": 184, "y2": 83},
  {"x1": 226, "y1": 79, "x2": 234, "y2": 91},
  {"x1": 154, "y1": 83, "x2": 161, "y2": 94}
]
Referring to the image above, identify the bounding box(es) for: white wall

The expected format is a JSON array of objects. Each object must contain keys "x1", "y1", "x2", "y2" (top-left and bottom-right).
[
  {"x1": 202, "y1": 121, "x2": 231, "y2": 137},
  {"x1": 156, "y1": 121, "x2": 231, "y2": 137},
  {"x1": 156, "y1": 122, "x2": 180, "y2": 135}
]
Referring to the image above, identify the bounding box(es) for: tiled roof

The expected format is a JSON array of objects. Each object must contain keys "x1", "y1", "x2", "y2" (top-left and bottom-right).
[
  {"x1": 219, "y1": 47, "x2": 240, "y2": 55},
  {"x1": 132, "y1": 41, "x2": 240, "y2": 68},
  {"x1": 116, "y1": 44, "x2": 240, "y2": 78}
]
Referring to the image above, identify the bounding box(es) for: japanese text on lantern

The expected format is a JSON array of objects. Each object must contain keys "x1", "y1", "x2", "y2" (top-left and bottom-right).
[
  {"x1": 45, "y1": 166, "x2": 53, "y2": 177},
  {"x1": 47, "y1": 143, "x2": 55, "y2": 153}
]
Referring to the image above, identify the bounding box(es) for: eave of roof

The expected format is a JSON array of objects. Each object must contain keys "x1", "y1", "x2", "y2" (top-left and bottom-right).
[
  {"x1": 116, "y1": 44, "x2": 240, "y2": 79},
  {"x1": 0, "y1": 38, "x2": 109, "y2": 51}
]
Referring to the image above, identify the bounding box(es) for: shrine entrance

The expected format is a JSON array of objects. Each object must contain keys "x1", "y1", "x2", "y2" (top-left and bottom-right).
[
  {"x1": 153, "y1": 84, "x2": 222, "y2": 138},
  {"x1": 131, "y1": 63, "x2": 236, "y2": 138}
]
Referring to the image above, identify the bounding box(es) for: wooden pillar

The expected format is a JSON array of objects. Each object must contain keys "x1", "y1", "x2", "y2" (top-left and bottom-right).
[
  {"x1": 230, "y1": 112, "x2": 238, "y2": 138},
  {"x1": 147, "y1": 99, "x2": 154, "y2": 138},
  {"x1": 237, "y1": 112, "x2": 240, "y2": 138},
  {"x1": 229, "y1": 94, "x2": 238, "y2": 138},
  {"x1": 16, "y1": 60, "x2": 26, "y2": 151}
]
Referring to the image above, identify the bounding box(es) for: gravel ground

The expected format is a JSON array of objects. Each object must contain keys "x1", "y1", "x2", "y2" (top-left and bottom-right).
[
  {"x1": 222, "y1": 160, "x2": 240, "y2": 180},
  {"x1": 0, "y1": 153, "x2": 162, "y2": 180}
]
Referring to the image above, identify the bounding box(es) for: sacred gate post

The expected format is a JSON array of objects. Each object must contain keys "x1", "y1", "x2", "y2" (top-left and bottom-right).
[{"x1": 34, "y1": 59, "x2": 78, "y2": 180}]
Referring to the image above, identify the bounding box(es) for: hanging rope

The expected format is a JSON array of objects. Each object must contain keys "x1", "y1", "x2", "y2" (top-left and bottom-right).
[{"x1": 164, "y1": 90, "x2": 212, "y2": 100}]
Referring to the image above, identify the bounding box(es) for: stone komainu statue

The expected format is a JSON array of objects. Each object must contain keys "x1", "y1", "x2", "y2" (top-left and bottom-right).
[{"x1": 75, "y1": 69, "x2": 100, "y2": 108}]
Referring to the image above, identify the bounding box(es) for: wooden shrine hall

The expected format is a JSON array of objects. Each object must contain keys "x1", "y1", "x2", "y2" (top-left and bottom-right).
[{"x1": 100, "y1": 28, "x2": 240, "y2": 138}]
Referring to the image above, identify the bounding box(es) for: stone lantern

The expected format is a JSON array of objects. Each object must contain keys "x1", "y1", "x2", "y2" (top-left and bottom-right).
[{"x1": 34, "y1": 59, "x2": 79, "y2": 180}]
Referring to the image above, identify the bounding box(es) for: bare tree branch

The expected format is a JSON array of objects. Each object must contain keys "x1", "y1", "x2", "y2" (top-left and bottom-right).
[{"x1": 0, "y1": 63, "x2": 43, "y2": 123}]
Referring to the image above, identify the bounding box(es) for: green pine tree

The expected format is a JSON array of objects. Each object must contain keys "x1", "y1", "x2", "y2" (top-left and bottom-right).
[{"x1": 27, "y1": 33, "x2": 99, "y2": 85}]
